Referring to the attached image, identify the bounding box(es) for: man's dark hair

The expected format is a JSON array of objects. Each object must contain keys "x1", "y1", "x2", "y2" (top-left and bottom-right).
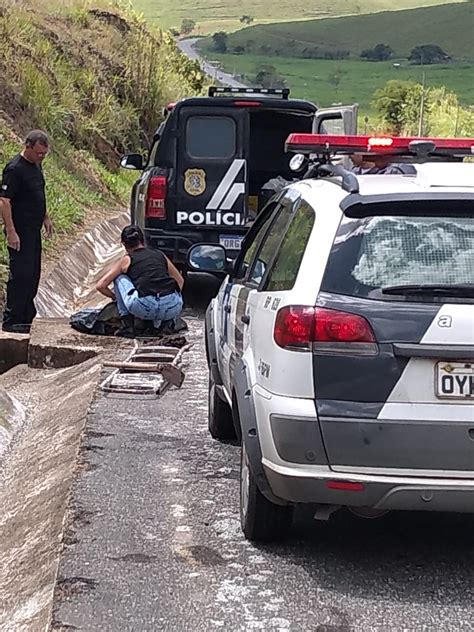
[
  {"x1": 25, "y1": 130, "x2": 49, "y2": 148},
  {"x1": 121, "y1": 225, "x2": 144, "y2": 248}
]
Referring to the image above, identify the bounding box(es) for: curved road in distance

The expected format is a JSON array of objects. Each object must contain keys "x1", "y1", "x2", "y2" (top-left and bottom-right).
[{"x1": 178, "y1": 37, "x2": 248, "y2": 88}]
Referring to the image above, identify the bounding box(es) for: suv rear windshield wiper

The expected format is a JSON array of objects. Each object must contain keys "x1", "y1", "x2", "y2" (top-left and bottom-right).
[{"x1": 382, "y1": 283, "x2": 474, "y2": 297}]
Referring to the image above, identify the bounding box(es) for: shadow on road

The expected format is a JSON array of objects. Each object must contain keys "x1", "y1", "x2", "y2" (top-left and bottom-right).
[
  {"x1": 264, "y1": 508, "x2": 474, "y2": 609},
  {"x1": 183, "y1": 272, "x2": 221, "y2": 315}
]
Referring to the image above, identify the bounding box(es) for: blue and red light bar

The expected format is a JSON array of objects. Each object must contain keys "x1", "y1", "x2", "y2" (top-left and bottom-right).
[{"x1": 285, "y1": 134, "x2": 474, "y2": 156}]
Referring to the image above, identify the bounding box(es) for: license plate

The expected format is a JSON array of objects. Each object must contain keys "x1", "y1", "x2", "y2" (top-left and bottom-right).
[
  {"x1": 219, "y1": 235, "x2": 244, "y2": 250},
  {"x1": 436, "y1": 362, "x2": 474, "y2": 399}
]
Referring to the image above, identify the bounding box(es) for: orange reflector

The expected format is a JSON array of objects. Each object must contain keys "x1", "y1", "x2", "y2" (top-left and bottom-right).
[{"x1": 326, "y1": 480, "x2": 364, "y2": 492}]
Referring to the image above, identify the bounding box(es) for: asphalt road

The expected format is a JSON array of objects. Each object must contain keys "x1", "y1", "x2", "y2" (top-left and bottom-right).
[
  {"x1": 177, "y1": 38, "x2": 248, "y2": 88},
  {"x1": 53, "y1": 275, "x2": 474, "y2": 632}
]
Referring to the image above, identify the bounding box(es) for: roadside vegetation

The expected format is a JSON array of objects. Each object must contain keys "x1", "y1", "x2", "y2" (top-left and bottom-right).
[{"x1": 0, "y1": 0, "x2": 205, "y2": 290}]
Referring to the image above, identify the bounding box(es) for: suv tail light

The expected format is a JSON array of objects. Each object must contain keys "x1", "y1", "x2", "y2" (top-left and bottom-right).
[
  {"x1": 146, "y1": 175, "x2": 167, "y2": 219},
  {"x1": 274, "y1": 306, "x2": 377, "y2": 355}
]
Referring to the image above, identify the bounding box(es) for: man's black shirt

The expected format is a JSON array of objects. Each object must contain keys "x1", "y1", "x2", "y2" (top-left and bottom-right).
[{"x1": 1, "y1": 154, "x2": 46, "y2": 231}]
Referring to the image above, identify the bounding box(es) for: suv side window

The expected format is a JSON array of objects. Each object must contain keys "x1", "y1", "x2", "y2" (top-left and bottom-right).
[
  {"x1": 186, "y1": 116, "x2": 236, "y2": 159},
  {"x1": 247, "y1": 199, "x2": 295, "y2": 287},
  {"x1": 265, "y1": 199, "x2": 315, "y2": 292},
  {"x1": 233, "y1": 202, "x2": 279, "y2": 279}
]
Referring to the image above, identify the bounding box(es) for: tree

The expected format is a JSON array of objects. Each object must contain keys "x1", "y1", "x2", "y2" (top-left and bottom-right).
[
  {"x1": 180, "y1": 19, "x2": 195, "y2": 35},
  {"x1": 361, "y1": 43, "x2": 393, "y2": 62},
  {"x1": 211, "y1": 31, "x2": 228, "y2": 53},
  {"x1": 409, "y1": 44, "x2": 450, "y2": 65},
  {"x1": 245, "y1": 39, "x2": 255, "y2": 52},
  {"x1": 253, "y1": 64, "x2": 286, "y2": 89},
  {"x1": 328, "y1": 67, "x2": 348, "y2": 96},
  {"x1": 372, "y1": 80, "x2": 425, "y2": 134}
]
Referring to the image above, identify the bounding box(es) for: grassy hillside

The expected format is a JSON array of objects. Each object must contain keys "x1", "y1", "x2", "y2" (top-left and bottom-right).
[
  {"x1": 0, "y1": 0, "x2": 205, "y2": 289},
  {"x1": 202, "y1": 53, "x2": 474, "y2": 115},
  {"x1": 221, "y1": 2, "x2": 474, "y2": 59},
  {"x1": 133, "y1": 0, "x2": 463, "y2": 34},
  {"x1": 206, "y1": 53, "x2": 474, "y2": 118}
]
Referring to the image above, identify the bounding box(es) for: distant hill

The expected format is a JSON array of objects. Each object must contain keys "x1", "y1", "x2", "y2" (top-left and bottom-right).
[
  {"x1": 223, "y1": 1, "x2": 474, "y2": 59},
  {"x1": 133, "y1": 0, "x2": 465, "y2": 34}
]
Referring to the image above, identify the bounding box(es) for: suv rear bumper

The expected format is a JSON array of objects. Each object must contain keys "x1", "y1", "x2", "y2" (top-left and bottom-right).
[
  {"x1": 254, "y1": 388, "x2": 474, "y2": 513},
  {"x1": 145, "y1": 227, "x2": 245, "y2": 266},
  {"x1": 263, "y1": 462, "x2": 474, "y2": 513}
]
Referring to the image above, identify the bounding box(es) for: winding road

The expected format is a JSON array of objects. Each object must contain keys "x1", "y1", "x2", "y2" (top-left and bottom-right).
[{"x1": 178, "y1": 38, "x2": 248, "y2": 88}]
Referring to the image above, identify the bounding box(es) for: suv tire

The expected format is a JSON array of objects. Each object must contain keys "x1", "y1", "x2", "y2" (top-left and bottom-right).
[
  {"x1": 240, "y1": 442, "x2": 293, "y2": 542},
  {"x1": 208, "y1": 372, "x2": 236, "y2": 440}
]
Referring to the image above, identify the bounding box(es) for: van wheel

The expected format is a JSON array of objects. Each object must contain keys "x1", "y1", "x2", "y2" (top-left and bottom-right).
[
  {"x1": 208, "y1": 372, "x2": 236, "y2": 441},
  {"x1": 240, "y1": 442, "x2": 293, "y2": 542}
]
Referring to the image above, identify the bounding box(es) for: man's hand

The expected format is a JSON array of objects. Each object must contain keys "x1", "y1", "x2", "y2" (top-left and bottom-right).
[
  {"x1": 6, "y1": 228, "x2": 20, "y2": 251},
  {"x1": 43, "y1": 216, "x2": 53, "y2": 240}
]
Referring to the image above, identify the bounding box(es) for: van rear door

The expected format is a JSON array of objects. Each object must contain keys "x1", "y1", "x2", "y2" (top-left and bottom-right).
[
  {"x1": 174, "y1": 107, "x2": 248, "y2": 235},
  {"x1": 312, "y1": 105, "x2": 359, "y2": 135}
]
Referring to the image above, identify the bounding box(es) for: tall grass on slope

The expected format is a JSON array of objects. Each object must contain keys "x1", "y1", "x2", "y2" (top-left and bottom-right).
[{"x1": 0, "y1": 0, "x2": 205, "y2": 290}]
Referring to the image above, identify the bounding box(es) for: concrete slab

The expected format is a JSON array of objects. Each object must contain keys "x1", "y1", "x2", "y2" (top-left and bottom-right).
[
  {"x1": 0, "y1": 330, "x2": 29, "y2": 374},
  {"x1": 28, "y1": 318, "x2": 134, "y2": 369},
  {"x1": 0, "y1": 359, "x2": 102, "y2": 631}
]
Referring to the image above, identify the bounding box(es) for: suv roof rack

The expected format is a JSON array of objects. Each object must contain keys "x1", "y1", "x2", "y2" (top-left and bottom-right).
[
  {"x1": 317, "y1": 164, "x2": 359, "y2": 194},
  {"x1": 209, "y1": 86, "x2": 290, "y2": 100}
]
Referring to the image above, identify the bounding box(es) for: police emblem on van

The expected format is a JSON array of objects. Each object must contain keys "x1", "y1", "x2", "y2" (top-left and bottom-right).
[{"x1": 184, "y1": 169, "x2": 206, "y2": 196}]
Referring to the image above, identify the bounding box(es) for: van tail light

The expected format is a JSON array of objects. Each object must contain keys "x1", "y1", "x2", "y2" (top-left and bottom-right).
[
  {"x1": 146, "y1": 175, "x2": 167, "y2": 219},
  {"x1": 274, "y1": 306, "x2": 377, "y2": 354},
  {"x1": 232, "y1": 100, "x2": 262, "y2": 107}
]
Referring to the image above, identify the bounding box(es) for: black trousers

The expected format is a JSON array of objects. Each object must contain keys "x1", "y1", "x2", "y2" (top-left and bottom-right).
[{"x1": 3, "y1": 229, "x2": 42, "y2": 327}]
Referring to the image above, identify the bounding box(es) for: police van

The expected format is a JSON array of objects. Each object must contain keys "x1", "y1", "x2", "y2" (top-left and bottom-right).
[{"x1": 120, "y1": 87, "x2": 357, "y2": 268}]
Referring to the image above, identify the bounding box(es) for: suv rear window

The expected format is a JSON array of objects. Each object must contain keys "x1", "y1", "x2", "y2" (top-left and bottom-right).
[
  {"x1": 186, "y1": 116, "x2": 236, "y2": 159},
  {"x1": 322, "y1": 213, "x2": 474, "y2": 299}
]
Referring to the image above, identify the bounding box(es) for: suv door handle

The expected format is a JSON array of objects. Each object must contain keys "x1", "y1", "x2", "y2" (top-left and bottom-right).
[{"x1": 241, "y1": 314, "x2": 250, "y2": 325}]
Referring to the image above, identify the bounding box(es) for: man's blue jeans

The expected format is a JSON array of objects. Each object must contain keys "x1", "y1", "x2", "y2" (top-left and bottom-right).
[{"x1": 114, "y1": 275, "x2": 183, "y2": 328}]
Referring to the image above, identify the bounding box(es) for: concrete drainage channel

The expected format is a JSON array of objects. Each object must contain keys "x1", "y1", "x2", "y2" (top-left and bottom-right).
[{"x1": 0, "y1": 210, "x2": 179, "y2": 631}]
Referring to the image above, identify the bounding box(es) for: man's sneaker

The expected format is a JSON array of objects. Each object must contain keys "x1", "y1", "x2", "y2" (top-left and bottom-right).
[{"x1": 2, "y1": 323, "x2": 31, "y2": 334}]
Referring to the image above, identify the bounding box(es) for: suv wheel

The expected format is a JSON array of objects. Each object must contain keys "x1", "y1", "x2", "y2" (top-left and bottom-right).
[
  {"x1": 240, "y1": 442, "x2": 293, "y2": 542},
  {"x1": 208, "y1": 372, "x2": 236, "y2": 440}
]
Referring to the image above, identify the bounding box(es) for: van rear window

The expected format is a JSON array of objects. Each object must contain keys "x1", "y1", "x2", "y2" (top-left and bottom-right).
[
  {"x1": 186, "y1": 116, "x2": 236, "y2": 159},
  {"x1": 322, "y1": 213, "x2": 474, "y2": 299}
]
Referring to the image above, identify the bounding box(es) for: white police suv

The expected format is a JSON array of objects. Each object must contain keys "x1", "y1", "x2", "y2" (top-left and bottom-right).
[{"x1": 188, "y1": 134, "x2": 474, "y2": 541}]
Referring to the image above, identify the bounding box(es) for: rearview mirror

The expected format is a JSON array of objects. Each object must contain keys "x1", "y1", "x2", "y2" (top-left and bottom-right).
[
  {"x1": 120, "y1": 153, "x2": 144, "y2": 170},
  {"x1": 188, "y1": 244, "x2": 228, "y2": 273}
]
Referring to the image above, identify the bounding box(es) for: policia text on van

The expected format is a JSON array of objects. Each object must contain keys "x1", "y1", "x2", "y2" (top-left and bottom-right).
[{"x1": 121, "y1": 87, "x2": 357, "y2": 269}]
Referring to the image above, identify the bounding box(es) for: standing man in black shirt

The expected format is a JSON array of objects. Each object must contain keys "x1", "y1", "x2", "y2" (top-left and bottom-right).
[{"x1": 1, "y1": 130, "x2": 53, "y2": 333}]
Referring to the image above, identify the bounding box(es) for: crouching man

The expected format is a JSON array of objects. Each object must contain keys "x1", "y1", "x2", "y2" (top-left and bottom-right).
[{"x1": 96, "y1": 225, "x2": 184, "y2": 336}]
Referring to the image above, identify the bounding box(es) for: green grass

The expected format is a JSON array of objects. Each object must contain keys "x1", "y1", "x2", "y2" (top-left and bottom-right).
[
  {"x1": 221, "y1": 2, "x2": 474, "y2": 59},
  {"x1": 132, "y1": 0, "x2": 464, "y2": 33},
  {"x1": 0, "y1": 0, "x2": 205, "y2": 287},
  {"x1": 202, "y1": 52, "x2": 474, "y2": 116}
]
